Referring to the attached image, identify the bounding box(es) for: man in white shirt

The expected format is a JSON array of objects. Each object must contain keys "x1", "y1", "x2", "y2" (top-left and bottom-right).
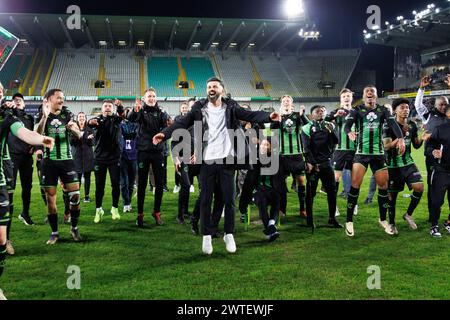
[{"x1": 153, "y1": 77, "x2": 280, "y2": 255}]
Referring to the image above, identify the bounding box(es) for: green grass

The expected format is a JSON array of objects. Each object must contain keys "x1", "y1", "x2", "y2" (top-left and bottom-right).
[{"x1": 2, "y1": 147, "x2": 449, "y2": 300}]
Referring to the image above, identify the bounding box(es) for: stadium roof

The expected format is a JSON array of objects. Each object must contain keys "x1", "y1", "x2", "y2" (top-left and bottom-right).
[
  {"x1": 364, "y1": 3, "x2": 450, "y2": 51},
  {"x1": 0, "y1": 13, "x2": 317, "y2": 53}
]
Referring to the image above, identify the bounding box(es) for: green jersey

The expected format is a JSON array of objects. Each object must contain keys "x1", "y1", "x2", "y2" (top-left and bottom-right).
[
  {"x1": 384, "y1": 120, "x2": 421, "y2": 168},
  {"x1": 345, "y1": 104, "x2": 403, "y2": 156},
  {"x1": 326, "y1": 108, "x2": 355, "y2": 151},
  {"x1": 36, "y1": 107, "x2": 74, "y2": 161},
  {"x1": 270, "y1": 112, "x2": 309, "y2": 156},
  {"x1": 0, "y1": 112, "x2": 24, "y2": 186}
]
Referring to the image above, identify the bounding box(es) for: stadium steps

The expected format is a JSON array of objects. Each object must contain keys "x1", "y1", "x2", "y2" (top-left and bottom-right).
[
  {"x1": 28, "y1": 48, "x2": 49, "y2": 95},
  {"x1": 210, "y1": 53, "x2": 223, "y2": 80},
  {"x1": 248, "y1": 56, "x2": 271, "y2": 97},
  {"x1": 182, "y1": 57, "x2": 215, "y2": 97},
  {"x1": 147, "y1": 57, "x2": 179, "y2": 97},
  {"x1": 139, "y1": 57, "x2": 146, "y2": 96},
  {"x1": 19, "y1": 48, "x2": 39, "y2": 94},
  {"x1": 33, "y1": 49, "x2": 56, "y2": 96},
  {"x1": 176, "y1": 56, "x2": 189, "y2": 97},
  {"x1": 0, "y1": 54, "x2": 30, "y2": 92},
  {"x1": 40, "y1": 49, "x2": 57, "y2": 96}
]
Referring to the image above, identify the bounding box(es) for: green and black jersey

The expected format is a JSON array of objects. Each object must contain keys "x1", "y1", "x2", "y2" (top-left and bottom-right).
[
  {"x1": 36, "y1": 107, "x2": 74, "y2": 161},
  {"x1": 270, "y1": 112, "x2": 309, "y2": 156},
  {"x1": 326, "y1": 108, "x2": 355, "y2": 152},
  {"x1": 0, "y1": 111, "x2": 24, "y2": 186},
  {"x1": 384, "y1": 120, "x2": 421, "y2": 168},
  {"x1": 344, "y1": 104, "x2": 403, "y2": 156}
]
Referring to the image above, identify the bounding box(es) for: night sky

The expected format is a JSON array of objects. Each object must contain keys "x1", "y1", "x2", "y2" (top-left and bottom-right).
[{"x1": 0, "y1": 0, "x2": 437, "y2": 92}]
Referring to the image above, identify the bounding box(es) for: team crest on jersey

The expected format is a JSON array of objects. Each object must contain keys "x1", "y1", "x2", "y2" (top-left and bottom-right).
[
  {"x1": 366, "y1": 112, "x2": 377, "y2": 122},
  {"x1": 284, "y1": 119, "x2": 294, "y2": 134},
  {"x1": 50, "y1": 119, "x2": 63, "y2": 127}
]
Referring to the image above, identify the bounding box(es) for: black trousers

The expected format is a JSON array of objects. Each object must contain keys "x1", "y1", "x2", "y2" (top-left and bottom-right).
[
  {"x1": 199, "y1": 163, "x2": 235, "y2": 236},
  {"x1": 177, "y1": 163, "x2": 198, "y2": 217},
  {"x1": 238, "y1": 169, "x2": 257, "y2": 215},
  {"x1": 192, "y1": 174, "x2": 223, "y2": 225},
  {"x1": 426, "y1": 155, "x2": 450, "y2": 215},
  {"x1": 253, "y1": 188, "x2": 280, "y2": 228},
  {"x1": 137, "y1": 151, "x2": 164, "y2": 214},
  {"x1": 11, "y1": 153, "x2": 33, "y2": 216},
  {"x1": 77, "y1": 171, "x2": 92, "y2": 198},
  {"x1": 306, "y1": 163, "x2": 337, "y2": 223},
  {"x1": 94, "y1": 160, "x2": 120, "y2": 208},
  {"x1": 429, "y1": 166, "x2": 450, "y2": 226}
]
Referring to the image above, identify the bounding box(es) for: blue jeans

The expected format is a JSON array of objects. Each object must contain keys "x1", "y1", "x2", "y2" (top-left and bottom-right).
[{"x1": 120, "y1": 157, "x2": 137, "y2": 206}]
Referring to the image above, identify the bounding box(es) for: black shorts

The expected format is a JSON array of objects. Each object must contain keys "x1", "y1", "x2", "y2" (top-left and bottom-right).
[
  {"x1": 332, "y1": 150, "x2": 355, "y2": 171},
  {"x1": 388, "y1": 164, "x2": 423, "y2": 193},
  {"x1": 353, "y1": 154, "x2": 387, "y2": 174},
  {"x1": 281, "y1": 154, "x2": 306, "y2": 176},
  {"x1": 2, "y1": 159, "x2": 15, "y2": 192},
  {"x1": 40, "y1": 159, "x2": 79, "y2": 188},
  {"x1": 0, "y1": 186, "x2": 10, "y2": 226}
]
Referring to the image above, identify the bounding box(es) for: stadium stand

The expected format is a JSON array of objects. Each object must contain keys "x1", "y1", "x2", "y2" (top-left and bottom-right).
[
  {"x1": 102, "y1": 52, "x2": 141, "y2": 97},
  {"x1": 215, "y1": 54, "x2": 266, "y2": 98},
  {"x1": 0, "y1": 53, "x2": 32, "y2": 91},
  {"x1": 280, "y1": 49, "x2": 361, "y2": 98},
  {"x1": 181, "y1": 57, "x2": 215, "y2": 97},
  {"x1": 47, "y1": 50, "x2": 100, "y2": 96},
  {"x1": 147, "y1": 56, "x2": 180, "y2": 97}
]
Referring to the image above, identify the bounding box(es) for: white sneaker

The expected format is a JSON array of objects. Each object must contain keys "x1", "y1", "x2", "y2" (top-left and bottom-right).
[
  {"x1": 354, "y1": 205, "x2": 358, "y2": 216},
  {"x1": 94, "y1": 208, "x2": 104, "y2": 224},
  {"x1": 379, "y1": 219, "x2": 389, "y2": 230},
  {"x1": 385, "y1": 224, "x2": 398, "y2": 236},
  {"x1": 173, "y1": 185, "x2": 181, "y2": 194},
  {"x1": 403, "y1": 214, "x2": 418, "y2": 230},
  {"x1": 190, "y1": 185, "x2": 195, "y2": 193},
  {"x1": 345, "y1": 222, "x2": 354, "y2": 237},
  {"x1": 202, "y1": 235, "x2": 213, "y2": 255},
  {"x1": 0, "y1": 288, "x2": 6, "y2": 300},
  {"x1": 335, "y1": 207, "x2": 340, "y2": 217},
  {"x1": 223, "y1": 234, "x2": 237, "y2": 253},
  {"x1": 6, "y1": 240, "x2": 15, "y2": 255}
]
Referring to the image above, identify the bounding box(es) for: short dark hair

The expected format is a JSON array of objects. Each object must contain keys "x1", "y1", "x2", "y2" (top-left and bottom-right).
[
  {"x1": 392, "y1": 98, "x2": 410, "y2": 111},
  {"x1": 102, "y1": 99, "x2": 114, "y2": 105},
  {"x1": 310, "y1": 105, "x2": 325, "y2": 114},
  {"x1": 187, "y1": 97, "x2": 196, "y2": 103},
  {"x1": 206, "y1": 77, "x2": 225, "y2": 88},
  {"x1": 44, "y1": 89, "x2": 63, "y2": 100}
]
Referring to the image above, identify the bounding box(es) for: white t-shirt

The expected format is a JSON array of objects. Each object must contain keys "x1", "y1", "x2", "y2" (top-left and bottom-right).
[{"x1": 204, "y1": 102, "x2": 232, "y2": 161}]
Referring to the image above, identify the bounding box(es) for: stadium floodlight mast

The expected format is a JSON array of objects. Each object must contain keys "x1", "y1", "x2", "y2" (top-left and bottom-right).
[{"x1": 284, "y1": 0, "x2": 305, "y2": 19}]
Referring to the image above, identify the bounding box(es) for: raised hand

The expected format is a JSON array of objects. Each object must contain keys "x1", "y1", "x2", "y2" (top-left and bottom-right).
[
  {"x1": 152, "y1": 133, "x2": 165, "y2": 145},
  {"x1": 420, "y1": 76, "x2": 431, "y2": 89}
]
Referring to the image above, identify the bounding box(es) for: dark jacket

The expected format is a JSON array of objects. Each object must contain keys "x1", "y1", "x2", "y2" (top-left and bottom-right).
[
  {"x1": 70, "y1": 125, "x2": 95, "y2": 173},
  {"x1": 7, "y1": 108, "x2": 34, "y2": 155},
  {"x1": 88, "y1": 115, "x2": 122, "y2": 163},
  {"x1": 428, "y1": 119, "x2": 450, "y2": 170},
  {"x1": 301, "y1": 120, "x2": 339, "y2": 165},
  {"x1": 162, "y1": 97, "x2": 273, "y2": 164},
  {"x1": 128, "y1": 103, "x2": 170, "y2": 153}
]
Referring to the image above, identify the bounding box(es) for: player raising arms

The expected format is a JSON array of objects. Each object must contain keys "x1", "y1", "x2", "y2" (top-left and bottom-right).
[
  {"x1": 325, "y1": 88, "x2": 358, "y2": 217},
  {"x1": 383, "y1": 99, "x2": 424, "y2": 235},
  {"x1": 270, "y1": 95, "x2": 309, "y2": 218},
  {"x1": 344, "y1": 85, "x2": 405, "y2": 237},
  {"x1": 36, "y1": 89, "x2": 83, "y2": 245}
]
